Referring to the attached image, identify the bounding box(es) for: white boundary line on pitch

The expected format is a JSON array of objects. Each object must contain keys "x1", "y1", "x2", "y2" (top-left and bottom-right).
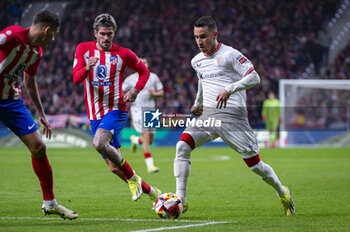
[
  {"x1": 0, "y1": 217, "x2": 236, "y2": 224},
  {"x1": 130, "y1": 221, "x2": 236, "y2": 232}
]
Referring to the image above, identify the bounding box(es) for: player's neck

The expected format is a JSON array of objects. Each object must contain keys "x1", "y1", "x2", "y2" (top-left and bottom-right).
[
  {"x1": 205, "y1": 41, "x2": 220, "y2": 56},
  {"x1": 28, "y1": 26, "x2": 40, "y2": 46}
]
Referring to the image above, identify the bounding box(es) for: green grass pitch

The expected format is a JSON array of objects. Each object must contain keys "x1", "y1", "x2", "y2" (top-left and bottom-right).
[{"x1": 0, "y1": 147, "x2": 349, "y2": 231}]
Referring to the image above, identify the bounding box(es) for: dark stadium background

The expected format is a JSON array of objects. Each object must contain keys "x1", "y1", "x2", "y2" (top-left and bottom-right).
[{"x1": 0, "y1": 0, "x2": 349, "y2": 145}]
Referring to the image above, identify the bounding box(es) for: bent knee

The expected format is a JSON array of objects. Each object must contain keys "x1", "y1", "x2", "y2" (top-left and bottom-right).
[
  {"x1": 30, "y1": 141, "x2": 46, "y2": 157},
  {"x1": 93, "y1": 138, "x2": 106, "y2": 153}
]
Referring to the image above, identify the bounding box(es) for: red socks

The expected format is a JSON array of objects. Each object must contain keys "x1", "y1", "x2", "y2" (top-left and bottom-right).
[
  {"x1": 31, "y1": 155, "x2": 55, "y2": 200},
  {"x1": 119, "y1": 160, "x2": 135, "y2": 180},
  {"x1": 141, "y1": 180, "x2": 151, "y2": 194},
  {"x1": 144, "y1": 152, "x2": 152, "y2": 159}
]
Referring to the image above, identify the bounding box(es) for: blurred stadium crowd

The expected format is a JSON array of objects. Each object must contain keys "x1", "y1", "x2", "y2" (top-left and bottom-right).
[{"x1": 1, "y1": 0, "x2": 349, "y2": 129}]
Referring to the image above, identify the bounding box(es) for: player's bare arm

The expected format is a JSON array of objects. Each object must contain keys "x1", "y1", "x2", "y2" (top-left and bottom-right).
[
  {"x1": 124, "y1": 87, "x2": 139, "y2": 102},
  {"x1": 23, "y1": 72, "x2": 52, "y2": 139}
]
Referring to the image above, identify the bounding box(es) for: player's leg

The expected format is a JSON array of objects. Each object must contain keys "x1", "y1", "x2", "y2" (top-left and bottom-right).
[
  {"x1": 141, "y1": 131, "x2": 159, "y2": 173},
  {"x1": 104, "y1": 157, "x2": 161, "y2": 207},
  {"x1": 174, "y1": 129, "x2": 216, "y2": 212},
  {"x1": 130, "y1": 107, "x2": 142, "y2": 152},
  {"x1": 219, "y1": 122, "x2": 294, "y2": 215},
  {"x1": 1, "y1": 100, "x2": 77, "y2": 219},
  {"x1": 104, "y1": 157, "x2": 127, "y2": 182},
  {"x1": 92, "y1": 110, "x2": 149, "y2": 201},
  {"x1": 94, "y1": 127, "x2": 143, "y2": 200}
]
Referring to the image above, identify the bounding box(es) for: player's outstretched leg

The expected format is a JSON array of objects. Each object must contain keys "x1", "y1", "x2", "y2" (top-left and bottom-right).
[
  {"x1": 149, "y1": 186, "x2": 162, "y2": 209},
  {"x1": 244, "y1": 154, "x2": 295, "y2": 215},
  {"x1": 174, "y1": 137, "x2": 194, "y2": 214},
  {"x1": 128, "y1": 174, "x2": 143, "y2": 201},
  {"x1": 42, "y1": 202, "x2": 78, "y2": 220},
  {"x1": 279, "y1": 185, "x2": 295, "y2": 215},
  {"x1": 31, "y1": 155, "x2": 78, "y2": 220},
  {"x1": 117, "y1": 159, "x2": 143, "y2": 201}
]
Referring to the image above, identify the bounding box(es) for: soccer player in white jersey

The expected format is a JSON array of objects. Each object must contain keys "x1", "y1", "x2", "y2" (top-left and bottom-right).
[
  {"x1": 173, "y1": 16, "x2": 295, "y2": 215},
  {"x1": 73, "y1": 14, "x2": 161, "y2": 205},
  {"x1": 123, "y1": 58, "x2": 164, "y2": 173},
  {"x1": 0, "y1": 10, "x2": 77, "y2": 219}
]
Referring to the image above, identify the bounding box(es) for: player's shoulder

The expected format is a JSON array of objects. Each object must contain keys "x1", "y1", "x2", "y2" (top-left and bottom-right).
[
  {"x1": 150, "y1": 72, "x2": 160, "y2": 79},
  {"x1": 220, "y1": 44, "x2": 241, "y2": 57},
  {"x1": 1, "y1": 25, "x2": 24, "y2": 34},
  {"x1": 0, "y1": 25, "x2": 26, "y2": 41},
  {"x1": 191, "y1": 52, "x2": 205, "y2": 68},
  {"x1": 113, "y1": 44, "x2": 134, "y2": 55}
]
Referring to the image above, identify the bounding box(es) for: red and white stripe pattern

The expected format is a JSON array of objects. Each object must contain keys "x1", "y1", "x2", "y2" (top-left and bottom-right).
[
  {"x1": 0, "y1": 26, "x2": 42, "y2": 100},
  {"x1": 73, "y1": 42, "x2": 149, "y2": 120},
  {"x1": 83, "y1": 50, "x2": 124, "y2": 120}
]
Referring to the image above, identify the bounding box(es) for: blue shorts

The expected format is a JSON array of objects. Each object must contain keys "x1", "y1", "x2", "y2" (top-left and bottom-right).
[
  {"x1": 90, "y1": 110, "x2": 128, "y2": 158},
  {"x1": 0, "y1": 99, "x2": 38, "y2": 136}
]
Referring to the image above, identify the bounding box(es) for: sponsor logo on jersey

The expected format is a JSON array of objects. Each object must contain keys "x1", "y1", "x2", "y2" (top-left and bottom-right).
[
  {"x1": 110, "y1": 56, "x2": 118, "y2": 65},
  {"x1": 197, "y1": 71, "x2": 225, "y2": 79},
  {"x1": 91, "y1": 81, "x2": 113, "y2": 86},
  {"x1": 3, "y1": 63, "x2": 28, "y2": 81},
  {"x1": 96, "y1": 64, "x2": 107, "y2": 80}
]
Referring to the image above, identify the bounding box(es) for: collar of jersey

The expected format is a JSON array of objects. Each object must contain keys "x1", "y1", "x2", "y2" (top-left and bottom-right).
[{"x1": 204, "y1": 43, "x2": 222, "y2": 57}]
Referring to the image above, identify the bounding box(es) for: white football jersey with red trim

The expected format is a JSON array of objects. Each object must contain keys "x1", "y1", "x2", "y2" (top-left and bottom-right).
[{"x1": 191, "y1": 43, "x2": 255, "y2": 109}]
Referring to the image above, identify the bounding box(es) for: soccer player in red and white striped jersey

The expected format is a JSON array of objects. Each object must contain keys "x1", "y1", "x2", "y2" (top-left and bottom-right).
[
  {"x1": 73, "y1": 13, "x2": 161, "y2": 204},
  {"x1": 0, "y1": 9, "x2": 77, "y2": 219}
]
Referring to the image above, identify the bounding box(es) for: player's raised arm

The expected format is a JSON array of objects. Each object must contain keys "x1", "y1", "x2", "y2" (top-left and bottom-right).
[
  {"x1": 128, "y1": 52, "x2": 150, "y2": 92},
  {"x1": 123, "y1": 52, "x2": 150, "y2": 102},
  {"x1": 72, "y1": 44, "x2": 99, "y2": 84}
]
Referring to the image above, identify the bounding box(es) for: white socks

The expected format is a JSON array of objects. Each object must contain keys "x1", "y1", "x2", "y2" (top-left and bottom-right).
[
  {"x1": 145, "y1": 157, "x2": 154, "y2": 169},
  {"x1": 44, "y1": 198, "x2": 57, "y2": 207},
  {"x1": 250, "y1": 161, "x2": 286, "y2": 197},
  {"x1": 174, "y1": 160, "x2": 191, "y2": 203},
  {"x1": 133, "y1": 136, "x2": 141, "y2": 144}
]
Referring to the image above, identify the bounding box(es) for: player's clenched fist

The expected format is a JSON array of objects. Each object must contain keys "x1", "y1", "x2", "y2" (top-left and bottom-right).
[{"x1": 86, "y1": 57, "x2": 99, "y2": 71}]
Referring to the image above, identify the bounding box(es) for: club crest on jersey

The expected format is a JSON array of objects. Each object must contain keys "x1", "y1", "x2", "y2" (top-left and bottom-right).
[
  {"x1": 216, "y1": 57, "x2": 222, "y2": 65},
  {"x1": 97, "y1": 64, "x2": 107, "y2": 80},
  {"x1": 110, "y1": 56, "x2": 118, "y2": 65}
]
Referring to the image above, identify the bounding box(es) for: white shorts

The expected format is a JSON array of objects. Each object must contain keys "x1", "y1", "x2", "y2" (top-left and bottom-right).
[
  {"x1": 130, "y1": 107, "x2": 156, "y2": 134},
  {"x1": 184, "y1": 120, "x2": 259, "y2": 159}
]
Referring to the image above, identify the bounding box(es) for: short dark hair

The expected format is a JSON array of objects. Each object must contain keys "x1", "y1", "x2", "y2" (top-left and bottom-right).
[
  {"x1": 93, "y1": 13, "x2": 117, "y2": 31},
  {"x1": 33, "y1": 9, "x2": 60, "y2": 29},
  {"x1": 194, "y1": 16, "x2": 217, "y2": 31}
]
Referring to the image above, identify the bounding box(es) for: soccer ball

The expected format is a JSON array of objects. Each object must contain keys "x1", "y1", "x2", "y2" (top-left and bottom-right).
[{"x1": 154, "y1": 192, "x2": 183, "y2": 219}]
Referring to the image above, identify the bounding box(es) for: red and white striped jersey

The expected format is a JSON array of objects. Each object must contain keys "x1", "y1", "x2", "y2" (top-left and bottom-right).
[
  {"x1": 73, "y1": 41, "x2": 150, "y2": 120},
  {"x1": 0, "y1": 25, "x2": 43, "y2": 99}
]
